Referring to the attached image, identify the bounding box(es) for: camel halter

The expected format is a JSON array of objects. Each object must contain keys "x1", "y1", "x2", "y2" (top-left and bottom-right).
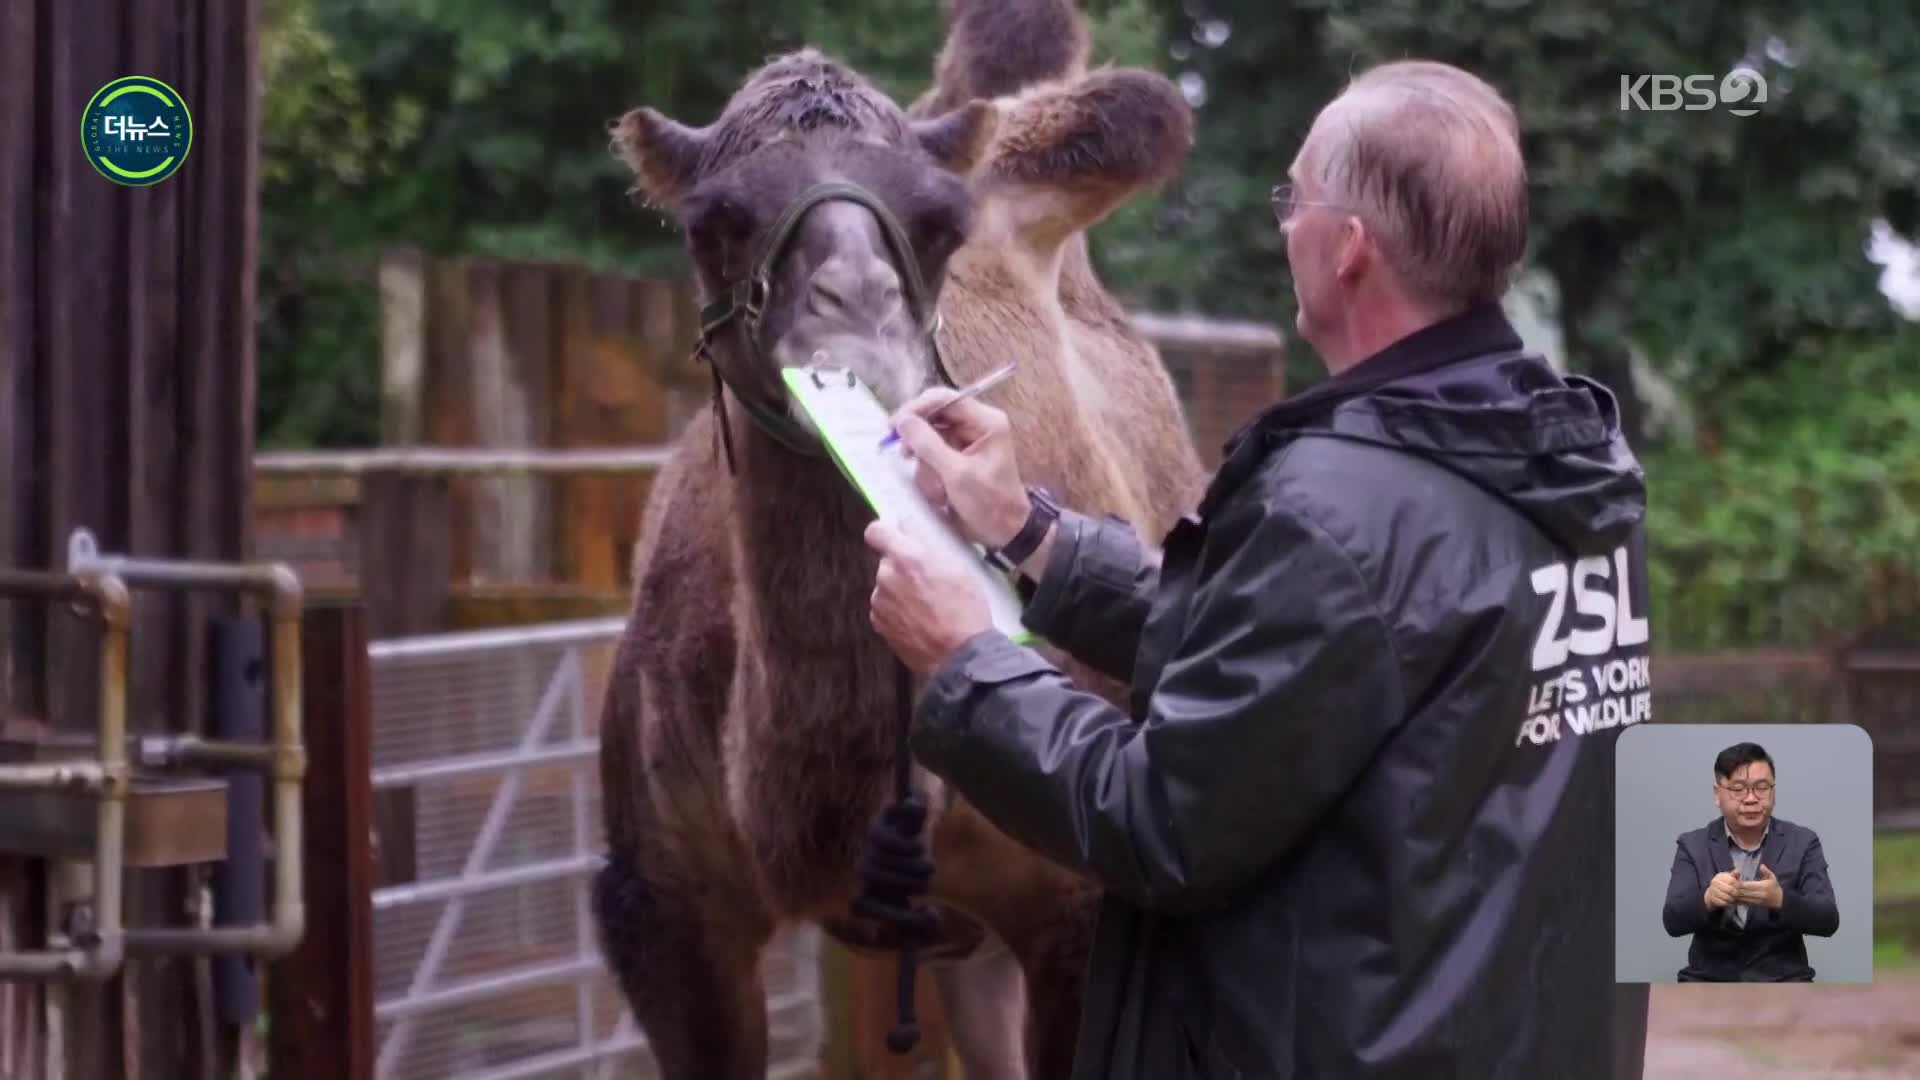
[{"x1": 690, "y1": 179, "x2": 959, "y2": 475}]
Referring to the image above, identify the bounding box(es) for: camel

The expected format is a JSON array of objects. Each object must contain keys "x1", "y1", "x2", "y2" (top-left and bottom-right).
[{"x1": 591, "y1": 1, "x2": 1208, "y2": 1075}]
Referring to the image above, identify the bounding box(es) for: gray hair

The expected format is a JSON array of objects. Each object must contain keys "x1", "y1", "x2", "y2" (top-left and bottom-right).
[{"x1": 1302, "y1": 60, "x2": 1529, "y2": 309}]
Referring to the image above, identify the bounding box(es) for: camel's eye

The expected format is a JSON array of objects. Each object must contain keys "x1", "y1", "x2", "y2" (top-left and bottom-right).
[
  {"x1": 683, "y1": 187, "x2": 760, "y2": 278},
  {"x1": 908, "y1": 194, "x2": 970, "y2": 267}
]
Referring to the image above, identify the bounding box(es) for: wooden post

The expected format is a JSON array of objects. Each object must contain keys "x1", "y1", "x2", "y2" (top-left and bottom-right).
[
  {"x1": 355, "y1": 470, "x2": 452, "y2": 638},
  {"x1": 268, "y1": 603, "x2": 375, "y2": 1080},
  {"x1": 2, "y1": 0, "x2": 262, "y2": 1073}
]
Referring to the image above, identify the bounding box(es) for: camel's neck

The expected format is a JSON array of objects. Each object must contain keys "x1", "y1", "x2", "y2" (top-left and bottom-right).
[
  {"x1": 963, "y1": 190, "x2": 1071, "y2": 296},
  {"x1": 731, "y1": 427, "x2": 879, "y2": 644}
]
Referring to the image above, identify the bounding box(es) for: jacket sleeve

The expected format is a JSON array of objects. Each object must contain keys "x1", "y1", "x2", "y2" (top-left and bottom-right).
[
  {"x1": 912, "y1": 491, "x2": 1403, "y2": 916},
  {"x1": 1779, "y1": 834, "x2": 1839, "y2": 936},
  {"x1": 1661, "y1": 836, "x2": 1710, "y2": 937},
  {"x1": 1016, "y1": 508, "x2": 1161, "y2": 684}
]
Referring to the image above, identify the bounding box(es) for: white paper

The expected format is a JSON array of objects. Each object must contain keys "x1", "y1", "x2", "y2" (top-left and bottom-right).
[{"x1": 783, "y1": 366, "x2": 1034, "y2": 644}]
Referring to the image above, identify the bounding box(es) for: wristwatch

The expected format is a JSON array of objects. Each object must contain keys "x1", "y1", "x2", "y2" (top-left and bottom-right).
[{"x1": 985, "y1": 486, "x2": 1061, "y2": 573}]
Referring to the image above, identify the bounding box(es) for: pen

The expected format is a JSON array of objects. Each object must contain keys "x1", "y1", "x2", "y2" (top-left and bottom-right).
[{"x1": 878, "y1": 361, "x2": 1018, "y2": 449}]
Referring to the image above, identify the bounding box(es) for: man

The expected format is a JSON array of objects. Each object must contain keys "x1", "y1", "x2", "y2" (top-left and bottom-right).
[
  {"x1": 863, "y1": 59, "x2": 1651, "y2": 1078},
  {"x1": 1660, "y1": 742, "x2": 1839, "y2": 981}
]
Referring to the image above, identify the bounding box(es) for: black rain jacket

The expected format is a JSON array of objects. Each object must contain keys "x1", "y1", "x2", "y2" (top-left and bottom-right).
[{"x1": 913, "y1": 304, "x2": 1654, "y2": 1079}]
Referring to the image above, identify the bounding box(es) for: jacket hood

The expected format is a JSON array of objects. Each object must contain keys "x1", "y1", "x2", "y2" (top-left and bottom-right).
[{"x1": 1222, "y1": 303, "x2": 1647, "y2": 553}]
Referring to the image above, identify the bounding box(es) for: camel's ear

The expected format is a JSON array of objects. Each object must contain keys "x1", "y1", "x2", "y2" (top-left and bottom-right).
[
  {"x1": 912, "y1": 99, "x2": 1002, "y2": 174},
  {"x1": 609, "y1": 106, "x2": 709, "y2": 205},
  {"x1": 991, "y1": 68, "x2": 1193, "y2": 194}
]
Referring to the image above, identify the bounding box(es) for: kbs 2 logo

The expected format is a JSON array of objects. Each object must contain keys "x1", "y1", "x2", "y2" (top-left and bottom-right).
[{"x1": 1515, "y1": 545, "x2": 1652, "y2": 748}]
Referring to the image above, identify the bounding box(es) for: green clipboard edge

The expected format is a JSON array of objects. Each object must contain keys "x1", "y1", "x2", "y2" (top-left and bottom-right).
[{"x1": 780, "y1": 365, "x2": 1040, "y2": 648}]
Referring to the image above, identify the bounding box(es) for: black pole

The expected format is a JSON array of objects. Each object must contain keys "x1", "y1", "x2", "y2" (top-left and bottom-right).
[{"x1": 209, "y1": 616, "x2": 265, "y2": 1026}]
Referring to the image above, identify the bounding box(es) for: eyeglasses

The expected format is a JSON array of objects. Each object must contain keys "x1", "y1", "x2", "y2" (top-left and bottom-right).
[
  {"x1": 1719, "y1": 781, "x2": 1774, "y2": 797},
  {"x1": 1269, "y1": 182, "x2": 1354, "y2": 226}
]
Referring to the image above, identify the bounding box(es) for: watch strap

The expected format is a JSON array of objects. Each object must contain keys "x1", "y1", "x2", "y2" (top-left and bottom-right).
[{"x1": 989, "y1": 487, "x2": 1058, "y2": 570}]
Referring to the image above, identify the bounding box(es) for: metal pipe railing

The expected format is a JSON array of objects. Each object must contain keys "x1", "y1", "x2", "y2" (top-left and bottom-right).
[
  {"x1": 0, "y1": 567, "x2": 131, "y2": 980},
  {"x1": 64, "y1": 529, "x2": 308, "y2": 961}
]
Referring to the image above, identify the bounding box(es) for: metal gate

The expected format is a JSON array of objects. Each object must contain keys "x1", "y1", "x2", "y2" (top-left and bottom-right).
[{"x1": 365, "y1": 617, "x2": 826, "y2": 1079}]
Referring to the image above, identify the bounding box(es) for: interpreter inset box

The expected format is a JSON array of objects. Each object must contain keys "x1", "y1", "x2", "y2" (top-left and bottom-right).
[{"x1": 1614, "y1": 723, "x2": 1874, "y2": 983}]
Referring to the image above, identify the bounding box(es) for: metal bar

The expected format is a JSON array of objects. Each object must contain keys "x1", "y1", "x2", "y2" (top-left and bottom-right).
[
  {"x1": 595, "y1": 1015, "x2": 637, "y2": 1080},
  {"x1": 123, "y1": 926, "x2": 302, "y2": 954},
  {"x1": 134, "y1": 734, "x2": 274, "y2": 769},
  {"x1": 0, "y1": 760, "x2": 109, "y2": 792},
  {"x1": 1128, "y1": 309, "x2": 1286, "y2": 354},
  {"x1": 375, "y1": 651, "x2": 577, "y2": 1078},
  {"x1": 368, "y1": 616, "x2": 626, "y2": 660},
  {"x1": 266, "y1": 564, "x2": 310, "y2": 957},
  {"x1": 567, "y1": 650, "x2": 596, "y2": 1069},
  {"x1": 370, "y1": 739, "x2": 598, "y2": 789},
  {"x1": 451, "y1": 1035, "x2": 650, "y2": 1080},
  {"x1": 376, "y1": 948, "x2": 812, "y2": 1030},
  {"x1": 460, "y1": 1029, "x2": 813, "y2": 1080},
  {"x1": 253, "y1": 446, "x2": 677, "y2": 476},
  {"x1": 66, "y1": 530, "x2": 303, "y2": 597},
  {"x1": 370, "y1": 854, "x2": 602, "y2": 911},
  {"x1": 374, "y1": 957, "x2": 605, "y2": 1022}
]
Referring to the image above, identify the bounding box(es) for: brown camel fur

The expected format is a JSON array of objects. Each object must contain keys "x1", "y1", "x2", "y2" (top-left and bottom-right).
[{"x1": 592, "y1": 2, "x2": 1207, "y2": 1076}]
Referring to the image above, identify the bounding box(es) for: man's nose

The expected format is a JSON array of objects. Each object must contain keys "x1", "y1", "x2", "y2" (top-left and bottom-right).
[{"x1": 807, "y1": 255, "x2": 905, "y2": 324}]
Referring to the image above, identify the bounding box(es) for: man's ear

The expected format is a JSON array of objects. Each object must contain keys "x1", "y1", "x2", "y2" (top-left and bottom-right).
[
  {"x1": 912, "y1": 99, "x2": 1001, "y2": 174},
  {"x1": 609, "y1": 106, "x2": 710, "y2": 206},
  {"x1": 1334, "y1": 217, "x2": 1371, "y2": 283}
]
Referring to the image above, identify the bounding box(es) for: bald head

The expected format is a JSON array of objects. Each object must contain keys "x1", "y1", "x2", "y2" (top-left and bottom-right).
[{"x1": 1298, "y1": 60, "x2": 1528, "y2": 311}]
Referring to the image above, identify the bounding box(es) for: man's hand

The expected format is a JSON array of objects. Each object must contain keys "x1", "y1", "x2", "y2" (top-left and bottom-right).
[
  {"x1": 866, "y1": 518, "x2": 994, "y2": 674},
  {"x1": 890, "y1": 386, "x2": 1030, "y2": 550},
  {"x1": 1737, "y1": 864, "x2": 1785, "y2": 911},
  {"x1": 1704, "y1": 870, "x2": 1741, "y2": 911}
]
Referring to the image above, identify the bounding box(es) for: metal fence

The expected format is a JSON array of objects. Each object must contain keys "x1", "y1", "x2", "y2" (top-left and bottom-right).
[{"x1": 365, "y1": 617, "x2": 827, "y2": 1079}]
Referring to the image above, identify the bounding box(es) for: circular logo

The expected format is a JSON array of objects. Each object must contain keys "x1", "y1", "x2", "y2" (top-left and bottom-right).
[
  {"x1": 81, "y1": 75, "x2": 193, "y2": 186},
  {"x1": 1719, "y1": 68, "x2": 1768, "y2": 118}
]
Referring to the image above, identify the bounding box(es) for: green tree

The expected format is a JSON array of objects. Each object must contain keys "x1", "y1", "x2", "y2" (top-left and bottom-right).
[
  {"x1": 255, "y1": 0, "x2": 1170, "y2": 445},
  {"x1": 1152, "y1": 0, "x2": 1920, "y2": 444}
]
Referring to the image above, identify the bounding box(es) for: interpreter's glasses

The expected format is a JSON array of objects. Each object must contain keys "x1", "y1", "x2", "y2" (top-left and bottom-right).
[{"x1": 1720, "y1": 781, "x2": 1773, "y2": 799}]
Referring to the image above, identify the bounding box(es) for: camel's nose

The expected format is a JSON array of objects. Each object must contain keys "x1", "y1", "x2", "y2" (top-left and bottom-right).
[{"x1": 807, "y1": 254, "x2": 905, "y2": 326}]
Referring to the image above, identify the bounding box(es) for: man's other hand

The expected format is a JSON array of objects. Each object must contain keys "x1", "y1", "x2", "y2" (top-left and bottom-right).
[
  {"x1": 1737, "y1": 864, "x2": 1785, "y2": 911},
  {"x1": 890, "y1": 386, "x2": 1031, "y2": 550},
  {"x1": 1705, "y1": 870, "x2": 1741, "y2": 910},
  {"x1": 866, "y1": 518, "x2": 994, "y2": 674}
]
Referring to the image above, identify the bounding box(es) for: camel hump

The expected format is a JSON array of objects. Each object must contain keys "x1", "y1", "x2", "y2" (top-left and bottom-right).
[{"x1": 914, "y1": 0, "x2": 1091, "y2": 116}]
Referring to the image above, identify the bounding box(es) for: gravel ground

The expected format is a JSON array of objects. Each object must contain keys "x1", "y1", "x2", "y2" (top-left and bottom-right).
[{"x1": 1642, "y1": 973, "x2": 1920, "y2": 1077}]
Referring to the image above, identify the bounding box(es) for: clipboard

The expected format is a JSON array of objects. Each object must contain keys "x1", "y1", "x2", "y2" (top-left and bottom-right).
[{"x1": 781, "y1": 365, "x2": 1037, "y2": 646}]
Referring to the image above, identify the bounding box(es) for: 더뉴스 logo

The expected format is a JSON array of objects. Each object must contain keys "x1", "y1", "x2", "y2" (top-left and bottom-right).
[{"x1": 82, "y1": 75, "x2": 192, "y2": 187}]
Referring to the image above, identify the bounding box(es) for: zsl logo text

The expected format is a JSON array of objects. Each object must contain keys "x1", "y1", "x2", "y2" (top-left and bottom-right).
[{"x1": 1529, "y1": 546, "x2": 1649, "y2": 671}]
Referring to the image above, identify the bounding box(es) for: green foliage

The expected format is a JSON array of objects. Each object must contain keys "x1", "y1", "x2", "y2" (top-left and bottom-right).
[
  {"x1": 1155, "y1": 2, "x2": 1920, "y2": 415},
  {"x1": 255, "y1": 0, "x2": 1170, "y2": 445},
  {"x1": 1644, "y1": 327, "x2": 1920, "y2": 650}
]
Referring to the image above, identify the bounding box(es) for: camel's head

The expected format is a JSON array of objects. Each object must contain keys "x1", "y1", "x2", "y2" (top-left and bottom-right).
[{"x1": 612, "y1": 49, "x2": 1000, "y2": 427}]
